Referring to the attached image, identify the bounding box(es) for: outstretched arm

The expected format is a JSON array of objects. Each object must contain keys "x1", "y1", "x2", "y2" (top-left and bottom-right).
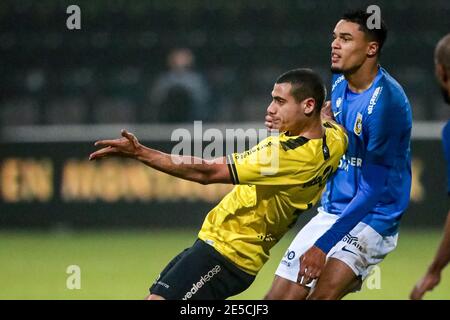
[
  {"x1": 89, "y1": 129, "x2": 232, "y2": 185},
  {"x1": 410, "y1": 209, "x2": 450, "y2": 299}
]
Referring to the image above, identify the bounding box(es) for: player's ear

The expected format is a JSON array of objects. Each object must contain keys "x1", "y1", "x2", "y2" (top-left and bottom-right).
[
  {"x1": 302, "y1": 98, "x2": 315, "y2": 116},
  {"x1": 367, "y1": 42, "x2": 378, "y2": 57},
  {"x1": 435, "y1": 63, "x2": 448, "y2": 86}
]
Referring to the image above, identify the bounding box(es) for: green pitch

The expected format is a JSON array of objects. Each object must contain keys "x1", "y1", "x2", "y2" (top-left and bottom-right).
[{"x1": 0, "y1": 228, "x2": 449, "y2": 300}]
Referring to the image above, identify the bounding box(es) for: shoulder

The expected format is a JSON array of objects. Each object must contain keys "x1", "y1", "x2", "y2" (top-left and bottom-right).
[
  {"x1": 324, "y1": 121, "x2": 345, "y2": 134},
  {"x1": 278, "y1": 134, "x2": 310, "y2": 153},
  {"x1": 373, "y1": 68, "x2": 410, "y2": 110},
  {"x1": 364, "y1": 69, "x2": 412, "y2": 125},
  {"x1": 251, "y1": 135, "x2": 279, "y2": 153},
  {"x1": 254, "y1": 134, "x2": 306, "y2": 155},
  {"x1": 324, "y1": 121, "x2": 348, "y2": 145}
]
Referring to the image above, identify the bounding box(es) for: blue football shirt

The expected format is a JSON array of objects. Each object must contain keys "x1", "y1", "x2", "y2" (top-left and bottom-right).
[{"x1": 321, "y1": 67, "x2": 413, "y2": 236}]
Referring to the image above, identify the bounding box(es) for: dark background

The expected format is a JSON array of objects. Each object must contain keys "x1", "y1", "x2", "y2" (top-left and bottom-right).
[
  {"x1": 1, "y1": 0, "x2": 449, "y2": 230},
  {"x1": 1, "y1": 0, "x2": 449, "y2": 127},
  {"x1": 0, "y1": 139, "x2": 446, "y2": 229}
]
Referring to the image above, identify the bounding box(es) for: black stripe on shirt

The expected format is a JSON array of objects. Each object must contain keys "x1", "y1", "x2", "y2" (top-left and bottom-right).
[
  {"x1": 324, "y1": 121, "x2": 337, "y2": 129},
  {"x1": 227, "y1": 155, "x2": 240, "y2": 185},
  {"x1": 322, "y1": 133, "x2": 330, "y2": 161},
  {"x1": 280, "y1": 136, "x2": 310, "y2": 151}
]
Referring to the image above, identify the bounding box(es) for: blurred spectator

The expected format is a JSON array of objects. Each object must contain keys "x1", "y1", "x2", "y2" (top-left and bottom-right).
[{"x1": 149, "y1": 48, "x2": 210, "y2": 122}]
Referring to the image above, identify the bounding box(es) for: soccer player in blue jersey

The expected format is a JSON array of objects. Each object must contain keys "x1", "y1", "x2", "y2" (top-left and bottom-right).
[
  {"x1": 265, "y1": 10, "x2": 413, "y2": 299},
  {"x1": 410, "y1": 33, "x2": 450, "y2": 300}
]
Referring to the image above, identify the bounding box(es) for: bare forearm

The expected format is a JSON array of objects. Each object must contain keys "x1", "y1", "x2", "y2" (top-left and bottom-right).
[
  {"x1": 135, "y1": 145, "x2": 222, "y2": 184},
  {"x1": 89, "y1": 129, "x2": 231, "y2": 184},
  {"x1": 429, "y1": 210, "x2": 450, "y2": 273}
]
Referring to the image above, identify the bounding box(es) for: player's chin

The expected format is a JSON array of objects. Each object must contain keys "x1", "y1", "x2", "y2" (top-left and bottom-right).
[{"x1": 330, "y1": 65, "x2": 344, "y2": 74}]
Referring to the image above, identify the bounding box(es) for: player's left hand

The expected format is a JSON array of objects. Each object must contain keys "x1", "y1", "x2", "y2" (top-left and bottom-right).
[
  {"x1": 297, "y1": 245, "x2": 326, "y2": 285},
  {"x1": 89, "y1": 129, "x2": 142, "y2": 161}
]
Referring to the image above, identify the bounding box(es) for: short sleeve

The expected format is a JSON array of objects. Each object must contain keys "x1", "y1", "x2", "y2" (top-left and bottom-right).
[
  {"x1": 365, "y1": 89, "x2": 409, "y2": 167},
  {"x1": 227, "y1": 136, "x2": 304, "y2": 185}
]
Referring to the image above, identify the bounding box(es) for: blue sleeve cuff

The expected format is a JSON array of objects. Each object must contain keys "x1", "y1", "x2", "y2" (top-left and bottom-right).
[{"x1": 315, "y1": 231, "x2": 341, "y2": 254}]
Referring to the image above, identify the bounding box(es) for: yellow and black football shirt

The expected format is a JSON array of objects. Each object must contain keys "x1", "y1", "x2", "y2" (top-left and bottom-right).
[{"x1": 198, "y1": 122, "x2": 348, "y2": 275}]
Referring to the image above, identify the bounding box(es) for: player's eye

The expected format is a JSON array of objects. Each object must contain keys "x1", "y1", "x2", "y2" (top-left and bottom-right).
[{"x1": 273, "y1": 97, "x2": 279, "y2": 103}]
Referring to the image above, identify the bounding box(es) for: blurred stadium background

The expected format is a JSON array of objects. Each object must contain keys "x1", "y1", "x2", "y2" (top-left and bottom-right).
[{"x1": 1, "y1": 0, "x2": 450, "y2": 299}]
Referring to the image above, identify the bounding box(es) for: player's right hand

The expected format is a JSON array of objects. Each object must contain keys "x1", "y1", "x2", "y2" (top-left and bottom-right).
[
  {"x1": 265, "y1": 114, "x2": 282, "y2": 131},
  {"x1": 320, "y1": 100, "x2": 334, "y2": 122},
  {"x1": 297, "y1": 246, "x2": 326, "y2": 285},
  {"x1": 409, "y1": 271, "x2": 441, "y2": 300},
  {"x1": 89, "y1": 129, "x2": 142, "y2": 161},
  {"x1": 265, "y1": 114, "x2": 274, "y2": 130}
]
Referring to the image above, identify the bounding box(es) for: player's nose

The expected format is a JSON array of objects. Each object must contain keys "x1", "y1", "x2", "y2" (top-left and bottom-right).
[
  {"x1": 331, "y1": 37, "x2": 340, "y2": 50},
  {"x1": 267, "y1": 102, "x2": 276, "y2": 115}
]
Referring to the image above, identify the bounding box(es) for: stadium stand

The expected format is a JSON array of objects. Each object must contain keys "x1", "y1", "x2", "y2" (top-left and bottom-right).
[{"x1": 1, "y1": 0, "x2": 450, "y2": 124}]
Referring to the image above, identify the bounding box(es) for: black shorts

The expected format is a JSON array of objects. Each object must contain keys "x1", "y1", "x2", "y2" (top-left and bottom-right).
[{"x1": 149, "y1": 239, "x2": 255, "y2": 300}]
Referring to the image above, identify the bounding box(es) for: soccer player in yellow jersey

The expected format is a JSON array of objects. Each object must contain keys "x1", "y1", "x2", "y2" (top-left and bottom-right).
[{"x1": 89, "y1": 68, "x2": 348, "y2": 300}]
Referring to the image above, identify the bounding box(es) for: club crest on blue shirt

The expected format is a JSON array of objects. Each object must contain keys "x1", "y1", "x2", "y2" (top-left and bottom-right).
[{"x1": 354, "y1": 112, "x2": 363, "y2": 136}]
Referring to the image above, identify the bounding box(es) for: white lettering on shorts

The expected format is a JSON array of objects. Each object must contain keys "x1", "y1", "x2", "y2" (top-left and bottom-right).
[{"x1": 182, "y1": 265, "x2": 222, "y2": 300}]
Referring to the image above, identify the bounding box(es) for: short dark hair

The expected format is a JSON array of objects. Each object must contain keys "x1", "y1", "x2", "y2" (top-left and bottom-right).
[
  {"x1": 342, "y1": 9, "x2": 388, "y2": 54},
  {"x1": 435, "y1": 33, "x2": 450, "y2": 69},
  {"x1": 276, "y1": 68, "x2": 326, "y2": 113}
]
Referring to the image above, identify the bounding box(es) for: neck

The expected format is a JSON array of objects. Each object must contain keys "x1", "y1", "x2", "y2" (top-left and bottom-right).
[
  {"x1": 345, "y1": 61, "x2": 379, "y2": 93},
  {"x1": 288, "y1": 116, "x2": 324, "y2": 139}
]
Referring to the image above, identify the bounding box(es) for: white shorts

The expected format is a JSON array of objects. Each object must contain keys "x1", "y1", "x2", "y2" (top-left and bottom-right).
[{"x1": 275, "y1": 207, "x2": 398, "y2": 290}]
